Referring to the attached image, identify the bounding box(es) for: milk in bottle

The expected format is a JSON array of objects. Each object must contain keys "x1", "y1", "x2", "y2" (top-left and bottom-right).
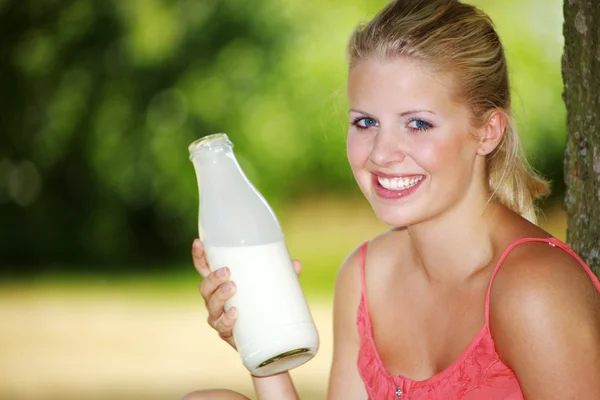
[{"x1": 189, "y1": 133, "x2": 319, "y2": 377}]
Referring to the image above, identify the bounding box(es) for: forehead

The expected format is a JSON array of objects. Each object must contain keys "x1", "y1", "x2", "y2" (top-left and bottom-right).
[{"x1": 348, "y1": 58, "x2": 461, "y2": 114}]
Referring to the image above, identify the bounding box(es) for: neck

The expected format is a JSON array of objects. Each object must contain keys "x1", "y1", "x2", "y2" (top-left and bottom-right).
[{"x1": 406, "y1": 193, "x2": 501, "y2": 284}]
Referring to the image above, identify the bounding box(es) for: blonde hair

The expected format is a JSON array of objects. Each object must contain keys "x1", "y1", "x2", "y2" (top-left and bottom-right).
[{"x1": 347, "y1": 0, "x2": 549, "y2": 222}]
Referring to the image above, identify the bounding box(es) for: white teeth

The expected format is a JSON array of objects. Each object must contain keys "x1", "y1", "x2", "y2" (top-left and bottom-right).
[{"x1": 378, "y1": 176, "x2": 423, "y2": 190}]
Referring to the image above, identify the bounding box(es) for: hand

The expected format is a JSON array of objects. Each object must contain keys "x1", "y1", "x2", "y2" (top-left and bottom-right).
[{"x1": 192, "y1": 239, "x2": 303, "y2": 350}]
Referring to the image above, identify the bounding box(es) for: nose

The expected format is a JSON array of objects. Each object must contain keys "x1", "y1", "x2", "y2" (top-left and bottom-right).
[{"x1": 369, "y1": 127, "x2": 406, "y2": 166}]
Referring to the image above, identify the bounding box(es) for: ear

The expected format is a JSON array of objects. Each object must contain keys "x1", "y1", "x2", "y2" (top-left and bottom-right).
[{"x1": 477, "y1": 111, "x2": 506, "y2": 156}]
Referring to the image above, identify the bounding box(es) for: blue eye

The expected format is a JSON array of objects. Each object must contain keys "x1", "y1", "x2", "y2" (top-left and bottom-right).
[
  {"x1": 352, "y1": 117, "x2": 379, "y2": 129},
  {"x1": 363, "y1": 118, "x2": 378, "y2": 127},
  {"x1": 407, "y1": 119, "x2": 433, "y2": 132}
]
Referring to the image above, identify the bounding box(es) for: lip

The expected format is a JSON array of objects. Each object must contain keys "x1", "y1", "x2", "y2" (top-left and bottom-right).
[
  {"x1": 374, "y1": 171, "x2": 424, "y2": 179},
  {"x1": 372, "y1": 173, "x2": 425, "y2": 199}
]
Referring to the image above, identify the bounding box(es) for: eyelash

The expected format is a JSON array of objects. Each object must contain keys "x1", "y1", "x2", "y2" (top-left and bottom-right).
[
  {"x1": 406, "y1": 118, "x2": 433, "y2": 133},
  {"x1": 350, "y1": 117, "x2": 434, "y2": 133},
  {"x1": 350, "y1": 116, "x2": 377, "y2": 130}
]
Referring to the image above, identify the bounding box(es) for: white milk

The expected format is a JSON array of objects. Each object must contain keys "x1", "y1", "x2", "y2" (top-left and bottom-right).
[{"x1": 204, "y1": 240, "x2": 319, "y2": 376}]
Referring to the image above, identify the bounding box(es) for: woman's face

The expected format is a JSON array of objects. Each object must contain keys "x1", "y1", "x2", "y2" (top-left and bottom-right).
[{"x1": 346, "y1": 58, "x2": 484, "y2": 227}]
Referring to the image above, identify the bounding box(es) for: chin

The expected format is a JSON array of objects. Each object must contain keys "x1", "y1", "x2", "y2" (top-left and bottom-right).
[{"x1": 369, "y1": 204, "x2": 424, "y2": 228}]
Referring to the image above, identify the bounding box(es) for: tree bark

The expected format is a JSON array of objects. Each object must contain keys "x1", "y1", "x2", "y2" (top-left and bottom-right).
[{"x1": 562, "y1": 0, "x2": 600, "y2": 277}]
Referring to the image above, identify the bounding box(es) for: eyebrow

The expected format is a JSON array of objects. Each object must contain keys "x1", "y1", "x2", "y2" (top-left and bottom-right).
[
  {"x1": 349, "y1": 108, "x2": 437, "y2": 116},
  {"x1": 349, "y1": 108, "x2": 374, "y2": 116},
  {"x1": 399, "y1": 109, "x2": 437, "y2": 116}
]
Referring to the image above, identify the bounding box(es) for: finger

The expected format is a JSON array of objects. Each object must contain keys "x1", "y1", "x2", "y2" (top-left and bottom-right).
[
  {"x1": 199, "y1": 267, "x2": 231, "y2": 301},
  {"x1": 207, "y1": 281, "x2": 236, "y2": 322},
  {"x1": 292, "y1": 259, "x2": 302, "y2": 276},
  {"x1": 192, "y1": 239, "x2": 211, "y2": 278},
  {"x1": 215, "y1": 307, "x2": 237, "y2": 342}
]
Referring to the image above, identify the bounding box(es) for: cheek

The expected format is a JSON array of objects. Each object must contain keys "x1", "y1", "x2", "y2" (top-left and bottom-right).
[
  {"x1": 413, "y1": 138, "x2": 453, "y2": 170},
  {"x1": 414, "y1": 135, "x2": 472, "y2": 173},
  {"x1": 346, "y1": 132, "x2": 369, "y2": 168}
]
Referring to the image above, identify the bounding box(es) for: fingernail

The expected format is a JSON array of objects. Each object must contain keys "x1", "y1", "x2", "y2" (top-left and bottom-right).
[
  {"x1": 226, "y1": 307, "x2": 237, "y2": 319},
  {"x1": 221, "y1": 282, "x2": 233, "y2": 293},
  {"x1": 193, "y1": 239, "x2": 199, "y2": 249},
  {"x1": 216, "y1": 267, "x2": 228, "y2": 278}
]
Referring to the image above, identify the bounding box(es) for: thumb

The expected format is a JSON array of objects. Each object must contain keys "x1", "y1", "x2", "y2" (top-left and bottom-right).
[{"x1": 291, "y1": 259, "x2": 302, "y2": 276}]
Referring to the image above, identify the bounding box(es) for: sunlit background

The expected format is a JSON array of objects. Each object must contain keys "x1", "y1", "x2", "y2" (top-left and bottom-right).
[{"x1": 0, "y1": 0, "x2": 567, "y2": 399}]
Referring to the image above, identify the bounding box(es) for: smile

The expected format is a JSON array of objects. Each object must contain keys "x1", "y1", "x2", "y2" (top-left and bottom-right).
[{"x1": 377, "y1": 176, "x2": 423, "y2": 191}]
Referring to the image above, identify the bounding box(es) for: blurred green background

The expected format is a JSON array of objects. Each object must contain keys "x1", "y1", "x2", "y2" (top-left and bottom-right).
[{"x1": 0, "y1": 0, "x2": 568, "y2": 399}]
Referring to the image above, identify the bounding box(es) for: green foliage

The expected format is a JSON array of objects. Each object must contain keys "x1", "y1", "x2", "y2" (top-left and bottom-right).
[{"x1": 0, "y1": 0, "x2": 566, "y2": 270}]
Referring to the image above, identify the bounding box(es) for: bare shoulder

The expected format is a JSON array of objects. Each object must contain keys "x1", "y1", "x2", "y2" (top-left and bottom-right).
[
  {"x1": 332, "y1": 228, "x2": 406, "y2": 324},
  {"x1": 490, "y1": 240, "x2": 600, "y2": 323},
  {"x1": 328, "y1": 237, "x2": 381, "y2": 398},
  {"x1": 490, "y1": 239, "x2": 600, "y2": 398},
  {"x1": 335, "y1": 241, "x2": 363, "y2": 296},
  {"x1": 332, "y1": 239, "x2": 368, "y2": 323},
  {"x1": 335, "y1": 228, "x2": 405, "y2": 294}
]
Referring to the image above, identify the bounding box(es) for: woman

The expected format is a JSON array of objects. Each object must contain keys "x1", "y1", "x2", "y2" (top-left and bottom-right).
[{"x1": 184, "y1": 0, "x2": 600, "y2": 398}]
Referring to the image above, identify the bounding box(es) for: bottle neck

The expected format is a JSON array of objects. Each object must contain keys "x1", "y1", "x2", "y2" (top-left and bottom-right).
[
  {"x1": 189, "y1": 133, "x2": 233, "y2": 160},
  {"x1": 191, "y1": 144, "x2": 234, "y2": 163},
  {"x1": 192, "y1": 147, "x2": 247, "y2": 188},
  {"x1": 190, "y1": 138, "x2": 283, "y2": 247},
  {"x1": 189, "y1": 134, "x2": 239, "y2": 183}
]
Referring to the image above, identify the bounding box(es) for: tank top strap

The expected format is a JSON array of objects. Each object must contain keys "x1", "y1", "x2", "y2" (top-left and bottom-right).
[
  {"x1": 359, "y1": 241, "x2": 370, "y2": 310},
  {"x1": 484, "y1": 236, "x2": 600, "y2": 326}
]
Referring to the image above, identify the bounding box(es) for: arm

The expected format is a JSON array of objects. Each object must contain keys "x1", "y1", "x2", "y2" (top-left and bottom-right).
[
  {"x1": 490, "y1": 247, "x2": 600, "y2": 399},
  {"x1": 327, "y1": 247, "x2": 369, "y2": 399},
  {"x1": 252, "y1": 373, "x2": 299, "y2": 400}
]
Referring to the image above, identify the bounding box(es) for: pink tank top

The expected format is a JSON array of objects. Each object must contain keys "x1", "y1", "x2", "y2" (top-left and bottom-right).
[{"x1": 357, "y1": 237, "x2": 600, "y2": 399}]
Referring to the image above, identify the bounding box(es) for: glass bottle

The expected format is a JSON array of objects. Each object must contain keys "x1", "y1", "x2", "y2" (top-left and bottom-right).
[{"x1": 189, "y1": 133, "x2": 319, "y2": 377}]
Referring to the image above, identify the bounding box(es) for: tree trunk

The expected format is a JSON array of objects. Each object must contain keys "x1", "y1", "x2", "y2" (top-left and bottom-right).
[{"x1": 562, "y1": 0, "x2": 600, "y2": 278}]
